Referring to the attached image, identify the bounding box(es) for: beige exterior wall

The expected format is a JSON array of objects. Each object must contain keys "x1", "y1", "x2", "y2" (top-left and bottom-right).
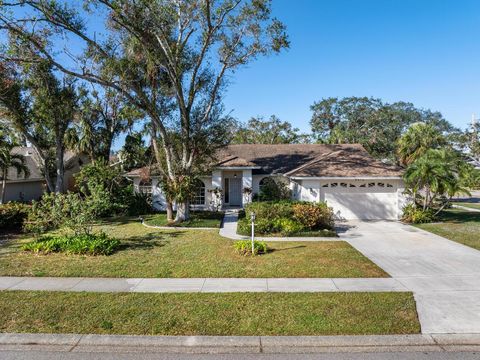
[{"x1": 1, "y1": 181, "x2": 45, "y2": 202}]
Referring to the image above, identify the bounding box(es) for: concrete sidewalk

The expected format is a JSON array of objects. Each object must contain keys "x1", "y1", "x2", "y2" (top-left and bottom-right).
[
  {"x1": 1, "y1": 332, "x2": 480, "y2": 354},
  {"x1": 0, "y1": 276, "x2": 409, "y2": 293}
]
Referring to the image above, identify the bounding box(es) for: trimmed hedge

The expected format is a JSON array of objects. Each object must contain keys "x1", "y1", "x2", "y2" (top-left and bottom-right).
[{"x1": 238, "y1": 201, "x2": 336, "y2": 237}]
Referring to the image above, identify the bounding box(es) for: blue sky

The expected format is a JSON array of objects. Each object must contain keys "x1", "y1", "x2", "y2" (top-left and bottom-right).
[{"x1": 222, "y1": 0, "x2": 480, "y2": 132}]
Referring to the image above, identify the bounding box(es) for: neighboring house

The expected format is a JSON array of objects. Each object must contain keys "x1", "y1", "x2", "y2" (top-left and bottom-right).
[
  {"x1": 126, "y1": 144, "x2": 406, "y2": 220},
  {"x1": 0, "y1": 147, "x2": 90, "y2": 203}
]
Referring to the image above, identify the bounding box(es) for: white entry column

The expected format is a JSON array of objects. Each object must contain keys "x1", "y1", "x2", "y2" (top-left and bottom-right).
[
  {"x1": 211, "y1": 170, "x2": 223, "y2": 210},
  {"x1": 242, "y1": 169, "x2": 253, "y2": 206}
]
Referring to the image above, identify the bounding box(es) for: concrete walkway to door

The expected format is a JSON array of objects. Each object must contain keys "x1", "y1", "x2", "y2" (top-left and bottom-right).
[{"x1": 339, "y1": 220, "x2": 480, "y2": 334}]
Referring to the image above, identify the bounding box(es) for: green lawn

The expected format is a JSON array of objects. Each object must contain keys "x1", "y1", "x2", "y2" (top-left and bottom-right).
[
  {"x1": 144, "y1": 211, "x2": 224, "y2": 228},
  {"x1": 415, "y1": 209, "x2": 480, "y2": 250},
  {"x1": 454, "y1": 202, "x2": 480, "y2": 210},
  {"x1": 0, "y1": 217, "x2": 387, "y2": 278},
  {"x1": 0, "y1": 291, "x2": 420, "y2": 335}
]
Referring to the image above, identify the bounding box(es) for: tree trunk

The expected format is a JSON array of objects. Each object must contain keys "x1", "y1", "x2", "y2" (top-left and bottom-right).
[
  {"x1": 27, "y1": 136, "x2": 54, "y2": 192},
  {"x1": 175, "y1": 200, "x2": 190, "y2": 223},
  {"x1": 166, "y1": 201, "x2": 174, "y2": 222},
  {"x1": 54, "y1": 140, "x2": 65, "y2": 193},
  {"x1": 1, "y1": 172, "x2": 6, "y2": 204}
]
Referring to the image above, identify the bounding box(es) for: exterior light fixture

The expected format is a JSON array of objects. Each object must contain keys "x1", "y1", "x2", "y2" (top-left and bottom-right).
[{"x1": 234, "y1": 173, "x2": 237, "y2": 178}]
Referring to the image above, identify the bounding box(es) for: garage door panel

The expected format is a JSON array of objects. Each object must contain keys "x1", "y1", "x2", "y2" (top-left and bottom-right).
[{"x1": 325, "y1": 192, "x2": 397, "y2": 220}]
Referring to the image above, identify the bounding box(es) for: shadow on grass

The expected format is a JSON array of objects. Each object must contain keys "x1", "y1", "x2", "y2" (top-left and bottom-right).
[
  {"x1": 437, "y1": 210, "x2": 480, "y2": 223},
  {"x1": 119, "y1": 230, "x2": 185, "y2": 251},
  {"x1": 267, "y1": 245, "x2": 307, "y2": 253}
]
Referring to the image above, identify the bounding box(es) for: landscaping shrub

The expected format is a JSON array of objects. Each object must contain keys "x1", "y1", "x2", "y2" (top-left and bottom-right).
[
  {"x1": 24, "y1": 192, "x2": 97, "y2": 236},
  {"x1": 401, "y1": 204, "x2": 436, "y2": 224},
  {"x1": 233, "y1": 240, "x2": 268, "y2": 256},
  {"x1": 238, "y1": 201, "x2": 336, "y2": 236},
  {"x1": 256, "y1": 177, "x2": 291, "y2": 201},
  {"x1": 292, "y1": 202, "x2": 335, "y2": 230},
  {"x1": 0, "y1": 202, "x2": 29, "y2": 230},
  {"x1": 273, "y1": 218, "x2": 304, "y2": 236},
  {"x1": 22, "y1": 232, "x2": 120, "y2": 255},
  {"x1": 75, "y1": 161, "x2": 155, "y2": 217}
]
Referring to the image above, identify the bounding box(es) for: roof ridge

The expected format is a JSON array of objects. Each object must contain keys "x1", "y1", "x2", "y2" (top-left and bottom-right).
[{"x1": 284, "y1": 149, "x2": 343, "y2": 176}]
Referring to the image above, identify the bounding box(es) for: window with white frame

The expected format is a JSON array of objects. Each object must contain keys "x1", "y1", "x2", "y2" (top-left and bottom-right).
[{"x1": 191, "y1": 179, "x2": 206, "y2": 205}]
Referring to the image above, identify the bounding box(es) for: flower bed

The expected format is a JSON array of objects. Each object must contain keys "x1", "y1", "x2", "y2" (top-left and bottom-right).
[{"x1": 237, "y1": 201, "x2": 336, "y2": 237}]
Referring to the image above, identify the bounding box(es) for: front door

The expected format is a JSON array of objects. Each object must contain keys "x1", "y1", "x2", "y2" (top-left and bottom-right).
[{"x1": 229, "y1": 178, "x2": 242, "y2": 206}]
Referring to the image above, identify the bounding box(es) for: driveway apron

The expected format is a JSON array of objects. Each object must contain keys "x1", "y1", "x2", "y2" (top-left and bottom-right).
[{"x1": 340, "y1": 220, "x2": 480, "y2": 334}]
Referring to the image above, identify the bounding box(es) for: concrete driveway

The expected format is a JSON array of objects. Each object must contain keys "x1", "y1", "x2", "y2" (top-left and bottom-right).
[{"x1": 339, "y1": 220, "x2": 480, "y2": 334}]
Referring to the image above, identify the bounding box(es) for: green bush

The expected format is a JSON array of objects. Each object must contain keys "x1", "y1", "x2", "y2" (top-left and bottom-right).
[
  {"x1": 401, "y1": 204, "x2": 436, "y2": 224},
  {"x1": 0, "y1": 202, "x2": 29, "y2": 230},
  {"x1": 233, "y1": 240, "x2": 268, "y2": 256},
  {"x1": 255, "y1": 177, "x2": 291, "y2": 201},
  {"x1": 292, "y1": 202, "x2": 335, "y2": 230},
  {"x1": 273, "y1": 217, "x2": 304, "y2": 236},
  {"x1": 24, "y1": 192, "x2": 97, "y2": 236},
  {"x1": 22, "y1": 232, "x2": 120, "y2": 255},
  {"x1": 238, "y1": 201, "x2": 336, "y2": 236}
]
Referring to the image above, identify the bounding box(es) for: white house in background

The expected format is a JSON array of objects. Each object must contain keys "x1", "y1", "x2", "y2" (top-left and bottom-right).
[
  {"x1": 0, "y1": 147, "x2": 89, "y2": 203},
  {"x1": 126, "y1": 144, "x2": 407, "y2": 220}
]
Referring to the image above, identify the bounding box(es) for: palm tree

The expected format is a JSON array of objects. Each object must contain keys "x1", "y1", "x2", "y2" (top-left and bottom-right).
[
  {"x1": 404, "y1": 149, "x2": 472, "y2": 212},
  {"x1": 397, "y1": 122, "x2": 446, "y2": 166},
  {"x1": 0, "y1": 133, "x2": 30, "y2": 204}
]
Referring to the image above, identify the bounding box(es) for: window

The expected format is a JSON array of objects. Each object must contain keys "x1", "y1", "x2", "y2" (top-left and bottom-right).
[
  {"x1": 330, "y1": 182, "x2": 338, "y2": 188},
  {"x1": 340, "y1": 182, "x2": 348, "y2": 188},
  {"x1": 377, "y1": 182, "x2": 385, "y2": 188},
  {"x1": 359, "y1": 183, "x2": 366, "y2": 188},
  {"x1": 322, "y1": 183, "x2": 329, "y2": 188},
  {"x1": 387, "y1": 183, "x2": 394, "y2": 188},
  {"x1": 349, "y1": 183, "x2": 356, "y2": 187},
  {"x1": 192, "y1": 179, "x2": 206, "y2": 205},
  {"x1": 368, "y1": 182, "x2": 376, "y2": 188},
  {"x1": 138, "y1": 180, "x2": 152, "y2": 194}
]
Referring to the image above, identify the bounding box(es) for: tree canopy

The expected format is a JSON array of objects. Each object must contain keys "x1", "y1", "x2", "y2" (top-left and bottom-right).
[
  {"x1": 232, "y1": 115, "x2": 311, "y2": 144},
  {"x1": 310, "y1": 97, "x2": 458, "y2": 161},
  {"x1": 0, "y1": 0, "x2": 289, "y2": 221}
]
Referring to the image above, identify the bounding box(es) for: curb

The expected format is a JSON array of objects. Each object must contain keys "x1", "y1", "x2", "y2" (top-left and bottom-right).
[{"x1": 1, "y1": 333, "x2": 480, "y2": 354}]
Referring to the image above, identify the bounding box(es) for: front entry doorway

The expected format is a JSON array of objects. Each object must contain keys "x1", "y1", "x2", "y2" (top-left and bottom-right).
[{"x1": 224, "y1": 177, "x2": 242, "y2": 206}]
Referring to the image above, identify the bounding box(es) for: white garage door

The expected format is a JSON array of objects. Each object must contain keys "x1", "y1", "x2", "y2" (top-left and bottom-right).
[{"x1": 322, "y1": 181, "x2": 398, "y2": 220}]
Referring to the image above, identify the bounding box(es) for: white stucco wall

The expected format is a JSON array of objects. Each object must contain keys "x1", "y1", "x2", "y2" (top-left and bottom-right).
[{"x1": 134, "y1": 176, "x2": 214, "y2": 211}]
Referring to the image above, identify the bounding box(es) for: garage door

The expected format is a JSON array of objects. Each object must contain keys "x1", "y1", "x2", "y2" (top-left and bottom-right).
[{"x1": 322, "y1": 181, "x2": 398, "y2": 220}]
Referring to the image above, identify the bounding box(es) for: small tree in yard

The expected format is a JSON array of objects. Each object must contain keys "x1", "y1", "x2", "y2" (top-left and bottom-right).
[
  {"x1": 403, "y1": 149, "x2": 473, "y2": 219},
  {"x1": 0, "y1": 127, "x2": 30, "y2": 204},
  {"x1": 0, "y1": 0, "x2": 289, "y2": 222}
]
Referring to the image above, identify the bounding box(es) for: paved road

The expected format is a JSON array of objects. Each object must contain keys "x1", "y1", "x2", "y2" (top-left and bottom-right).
[
  {"x1": 1, "y1": 350, "x2": 479, "y2": 360},
  {"x1": 340, "y1": 220, "x2": 480, "y2": 334}
]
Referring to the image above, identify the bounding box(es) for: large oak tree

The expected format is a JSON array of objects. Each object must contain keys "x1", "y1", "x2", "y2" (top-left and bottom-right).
[{"x1": 0, "y1": 0, "x2": 289, "y2": 221}]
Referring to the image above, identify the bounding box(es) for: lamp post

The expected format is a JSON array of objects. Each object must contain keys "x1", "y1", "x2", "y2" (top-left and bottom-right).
[{"x1": 250, "y1": 211, "x2": 256, "y2": 255}]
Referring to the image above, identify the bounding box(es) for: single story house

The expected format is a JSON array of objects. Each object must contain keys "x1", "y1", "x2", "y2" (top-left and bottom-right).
[
  {"x1": 0, "y1": 147, "x2": 89, "y2": 203},
  {"x1": 126, "y1": 144, "x2": 407, "y2": 220}
]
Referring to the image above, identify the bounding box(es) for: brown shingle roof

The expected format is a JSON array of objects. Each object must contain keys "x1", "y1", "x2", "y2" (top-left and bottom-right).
[
  {"x1": 7, "y1": 147, "x2": 86, "y2": 182},
  {"x1": 284, "y1": 147, "x2": 403, "y2": 177},
  {"x1": 125, "y1": 144, "x2": 403, "y2": 178},
  {"x1": 216, "y1": 144, "x2": 402, "y2": 177}
]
